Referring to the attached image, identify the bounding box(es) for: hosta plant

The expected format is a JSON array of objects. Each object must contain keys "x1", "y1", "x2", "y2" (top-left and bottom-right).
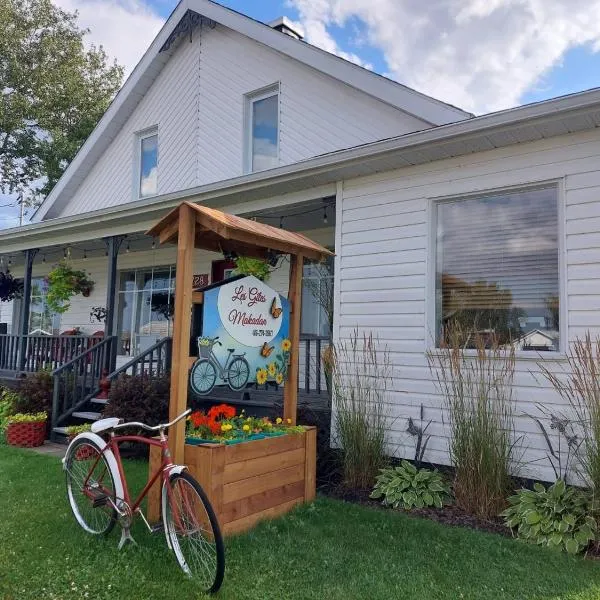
[
  {"x1": 501, "y1": 479, "x2": 596, "y2": 554},
  {"x1": 370, "y1": 460, "x2": 450, "y2": 510}
]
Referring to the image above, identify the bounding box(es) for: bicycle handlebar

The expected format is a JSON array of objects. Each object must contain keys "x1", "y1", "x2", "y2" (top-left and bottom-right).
[{"x1": 112, "y1": 408, "x2": 192, "y2": 433}]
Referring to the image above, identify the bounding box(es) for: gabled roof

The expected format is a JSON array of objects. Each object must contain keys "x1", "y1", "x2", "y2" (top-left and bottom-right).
[
  {"x1": 32, "y1": 0, "x2": 471, "y2": 223},
  {"x1": 147, "y1": 201, "x2": 333, "y2": 261}
]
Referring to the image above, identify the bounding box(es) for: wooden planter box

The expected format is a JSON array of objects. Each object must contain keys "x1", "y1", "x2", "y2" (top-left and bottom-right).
[
  {"x1": 147, "y1": 427, "x2": 316, "y2": 536},
  {"x1": 6, "y1": 421, "x2": 46, "y2": 447}
]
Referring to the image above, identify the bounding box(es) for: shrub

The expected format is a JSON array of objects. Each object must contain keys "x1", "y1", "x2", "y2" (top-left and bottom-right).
[
  {"x1": 7, "y1": 412, "x2": 47, "y2": 423},
  {"x1": 429, "y1": 328, "x2": 518, "y2": 518},
  {"x1": 331, "y1": 329, "x2": 392, "y2": 490},
  {"x1": 66, "y1": 423, "x2": 91, "y2": 437},
  {"x1": 538, "y1": 334, "x2": 600, "y2": 503},
  {"x1": 0, "y1": 388, "x2": 18, "y2": 444},
  {"x1": 502, "y1": 480, "x2": 596, "y2": 554},
  {"x1": 371, "y1": 461, "x2": 450, "y2": 510},
  {"x1": 16, "y1": 370, "x2": 53, "y2": 414},
  {"x1": 103, "y1": 374, "x2": 169, "y2": 426}
]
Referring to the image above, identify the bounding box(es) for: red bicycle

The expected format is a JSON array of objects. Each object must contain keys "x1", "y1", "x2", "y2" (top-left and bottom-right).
[{"x1": 62, "y1": 408, "x2": 225, "y2": 594}]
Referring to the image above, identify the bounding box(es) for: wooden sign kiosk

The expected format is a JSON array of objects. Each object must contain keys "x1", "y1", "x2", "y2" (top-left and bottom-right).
[{"x1": 145, "y1": 201, "x2": 333, "y2": 535}]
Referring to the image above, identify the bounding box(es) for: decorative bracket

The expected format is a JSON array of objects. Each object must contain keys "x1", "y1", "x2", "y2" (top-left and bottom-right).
[{"x1": 160, "y1": 10, "x2": 217, "y2": 53}]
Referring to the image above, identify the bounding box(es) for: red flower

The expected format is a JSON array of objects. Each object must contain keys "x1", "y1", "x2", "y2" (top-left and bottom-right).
[
  {"x1": 190, "y1": 411, "x2": 208, "y2": 428},
  {"x1": 208, "y1": 418, "x2": 221, "y2": 435},
  {"x1": 208, "y1": 403, "x2": 236, "y2": 421}
]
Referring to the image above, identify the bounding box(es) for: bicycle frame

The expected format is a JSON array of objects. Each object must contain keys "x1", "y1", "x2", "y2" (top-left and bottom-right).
[
  {"x1": 83, "y1": 431, "x2": 176, "y2": 517},
  {"x1": 207, "y1": 347, "x2": 238, "y2": 381}
]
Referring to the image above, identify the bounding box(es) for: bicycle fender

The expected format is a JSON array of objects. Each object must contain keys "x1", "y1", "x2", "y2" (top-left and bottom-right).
[
  {"x1": 167, "y1": 464, "x2": 188, "y2": 477},
  {"x1": 62, "y1": 432, "x2": 125, "y2": 501}
]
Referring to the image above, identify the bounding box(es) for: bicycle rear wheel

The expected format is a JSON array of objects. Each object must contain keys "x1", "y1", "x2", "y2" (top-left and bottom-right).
[
  {"x1": 162, "y1": 471, "x2": 225, "y2": 593},
  {"x1": 65, "y1": 437, "x2": 117, "y2": 535}
]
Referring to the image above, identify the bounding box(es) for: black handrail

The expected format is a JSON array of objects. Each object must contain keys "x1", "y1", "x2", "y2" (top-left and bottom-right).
[
  {"x1": 51, "y1": 336, "x2": 116, "y2": 432},
  {"x1": 108, "y1": 337, "x2": 172, "y2": 381}
]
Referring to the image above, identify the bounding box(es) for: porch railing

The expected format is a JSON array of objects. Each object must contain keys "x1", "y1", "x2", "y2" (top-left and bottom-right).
[
  {"x1": 51, "y1": 336, "x2": 116, "y2": 432},
  {"x1": 299, "y1": 334, "x2": 331, "y2": 396},
  {"x1": 0, "y1": 334, "x2": 104, "y2": 373},
  {"x1": 108, "y1": 337, "x2": 172, "y2": 382}
]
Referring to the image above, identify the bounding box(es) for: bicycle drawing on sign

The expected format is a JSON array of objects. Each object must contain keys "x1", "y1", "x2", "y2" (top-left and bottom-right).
[{"x1": 190, "y1": 336, "x2": 251, "y2": 395}]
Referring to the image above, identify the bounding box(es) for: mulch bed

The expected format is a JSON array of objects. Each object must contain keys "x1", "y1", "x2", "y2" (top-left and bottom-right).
[{"x1": 321, "y1": 484, "x2": 511, "y2": 538}]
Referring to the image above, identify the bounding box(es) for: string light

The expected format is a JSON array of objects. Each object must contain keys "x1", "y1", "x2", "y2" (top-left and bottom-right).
[
  {"x1": 151, "y1": 239, "x2": 156, "y2": 250},
  {"x1": 67, "y1": 246, "x2": 71, "y2": 259},
  {"x1": 63, "y1": 248, "x2": 67, "y2": 259},
  {"x1": 323, "y1": 207, "x2": 328, "y2": 224},
  {"x1": 83, "y1": 249, "x2": 87, "y2": 261},
  {"x1": 125, "y1": 241, "x2": 131, "y2": 253},
  {"x1": 279, "y1": 216, "x2": 284, "y2": 229},
  {"x1": 42, "y1": 255, "x2": 46, "y2": 264},
  {"x1": 8, "y1": 257, "x2": 12, "y2": 267}
]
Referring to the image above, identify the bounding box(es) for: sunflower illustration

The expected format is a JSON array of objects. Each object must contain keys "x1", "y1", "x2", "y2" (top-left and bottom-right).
[
  {"x1": 268, "y1": 362, "x2": 277, "y2": 377},
  {"x1": 281, "y1": 338, "x2": 291, "y2": 352},
  {"x1": 275, "y1": 372, "x2": 284, "y2": 385},
  {"x1": 256, "y1": 368, "x2": 268, "y2": 385}
]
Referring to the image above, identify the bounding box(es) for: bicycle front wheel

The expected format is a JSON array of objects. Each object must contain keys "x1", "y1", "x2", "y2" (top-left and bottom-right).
[
  {"x1": 65, "y1": 437, "x2": 117, "y2": 535},
  {"x1": 227, "y1": 356, "x2": 250, "y2": 391},
  {"x1": 190, "y1": 359, "x2": 217, "y2": 395},
  {"x1": 162, "y1": 472, "x2": 225, "y2": 593}
]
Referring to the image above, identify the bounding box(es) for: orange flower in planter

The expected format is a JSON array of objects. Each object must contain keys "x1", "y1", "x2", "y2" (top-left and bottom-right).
[{"x1": 208, "y1": 404, "x2": 236, "y2": 420}]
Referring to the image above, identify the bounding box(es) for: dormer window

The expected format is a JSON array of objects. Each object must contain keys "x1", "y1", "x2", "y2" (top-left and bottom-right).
[
  {"x1": 245, "y1": 84, "x2": 279, "y2": 173},
  {"x1": 138, "y1": 128, "x2": 158, "y2": 198}
]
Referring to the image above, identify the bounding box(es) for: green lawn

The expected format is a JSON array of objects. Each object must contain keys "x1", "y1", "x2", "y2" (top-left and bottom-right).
[{"x1": 2, "y1": 447, "x2": 600, "y2": 600}]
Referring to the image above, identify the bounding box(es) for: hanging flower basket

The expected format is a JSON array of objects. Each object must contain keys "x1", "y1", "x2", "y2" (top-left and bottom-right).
[
  {"x1": 46, "y1": 261, "x2": 95, "y2": 314},
  {"x1": 6, "y1": 412, "x2": 48, "y2": 447},
  {"x1": 0, "y1": 271, "x2": 23, "y2": 302}
]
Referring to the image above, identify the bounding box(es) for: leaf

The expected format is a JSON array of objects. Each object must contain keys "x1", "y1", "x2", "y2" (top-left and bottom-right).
[
  {"x1": 533, "y1": 482, "x2": 546, "y2": 493},
  {"x1": 526, "y1": 511, "x2": 542, "y2": 525},
  {"x1": 565, "y1": 537, "x2": 580, "y2": 554}
]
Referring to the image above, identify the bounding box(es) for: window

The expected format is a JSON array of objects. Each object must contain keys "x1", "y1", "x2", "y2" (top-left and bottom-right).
[
  {"x1": 29, "y1": 277, "x2": 60, "y2": 334},
  {"x1": 116, "y1": 266, "x2": 175, "y2": 355},
  {"x1": 301, "y1": 259, "x2": 334, "y2": 337},
  {"x1": 245, "y1": 86, "x2": 279, "y2": 172},
  {"x1": 138, "y1": 129, "x2": 158, "y2": 198},
  {"x1": 434, "y1": 185, "x2": 560, "y2": 351}
]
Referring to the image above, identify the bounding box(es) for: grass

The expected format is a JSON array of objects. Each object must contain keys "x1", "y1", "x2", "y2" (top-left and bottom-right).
[{"x1": 2, "y1": 448, "x2": 600, "y2": 599}]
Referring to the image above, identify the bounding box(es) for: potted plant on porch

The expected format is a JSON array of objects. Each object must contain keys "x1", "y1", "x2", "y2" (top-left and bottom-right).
[
  {"x1": 6, "y1": 412, "x2": 48, "y2": 447},
  {"x1": 0, "y1": 271, "x2": 23, "y2": 302},
  {"x1": 46, "y1": 260, "x2": 95, "y2": 314}
]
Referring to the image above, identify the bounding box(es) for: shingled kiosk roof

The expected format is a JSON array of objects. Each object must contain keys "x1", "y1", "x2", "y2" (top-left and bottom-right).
[{"x1": 147, "y1": 201, "x2": 333, "y2": 261}]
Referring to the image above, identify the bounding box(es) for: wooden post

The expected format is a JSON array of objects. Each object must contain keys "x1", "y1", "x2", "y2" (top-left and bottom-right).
[
  {"x1": 169, "y1": 204, "x2": 196, "y2": 464},
  {"x1": 19, "y1": 248, "x2": 38, "y2": 371},
  {"x1": 283, "y1": 253, "x2": 303, "y2": 424}
]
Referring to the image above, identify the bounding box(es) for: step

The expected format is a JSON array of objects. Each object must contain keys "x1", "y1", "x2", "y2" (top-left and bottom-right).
[
  {"x1": 90, "y1": 397, "x2": 108, "y2": 406},
  {"x1": 52, "y1": 426, "x2": 69, "y2": 436},
  {"x1": 72, "y1": 411, "x2": 102, "y2": 421}
]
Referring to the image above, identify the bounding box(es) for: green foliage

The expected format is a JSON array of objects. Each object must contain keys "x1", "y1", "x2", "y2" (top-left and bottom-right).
[
  {"x1": 15, "y1": 370, "x2": 53, "y2": 414},
  {"x1": 103, "y1": 374, "x2": 170, "y2": 426},
  {"x1": 502, "y1": 480, "x2": 597, "y2": 555},
  {"x1": 0, "y1": 0, "x2": 123, "y2": 204},
  {"x1": 7, "y1": 411, "x2": 47, "y2": 423},
  {"x1": 46, "y1": 260, "x2": 94, "y2": 314},
  {"x1": 332, "y1": 330, "x2": 392, "y2": 489},
  {"x1": 371, "y1": 461, "x2": 450, "y2": 510},
  {"x1": 233, "y1": 257, "x2": 271, "y2": 281},
  {"x1": 65, "y1": 423, "x2": 91, "y2": 437},
  {"x1": 0, "y1": 387, "x2": 18, "y2": 443}
]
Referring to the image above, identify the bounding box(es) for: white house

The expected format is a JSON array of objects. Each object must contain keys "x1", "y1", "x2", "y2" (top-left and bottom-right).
[{"x1": 1, "y1": 0, "x2": 600, "y2": 481}]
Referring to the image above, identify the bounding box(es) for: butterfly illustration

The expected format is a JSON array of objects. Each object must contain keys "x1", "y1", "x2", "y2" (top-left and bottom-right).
[
  {"x1": 260, "y1": 342, "x2": 275, "y2": 358},
  {"x1": 270, "y1": 297, "x2": 283, "y2": 319}
]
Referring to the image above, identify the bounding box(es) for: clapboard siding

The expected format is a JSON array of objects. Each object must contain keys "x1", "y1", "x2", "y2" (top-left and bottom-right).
[
  {"x1": 336, "y1": 128, "x2": 600, "y2": 482},
  {"x1": 56, "y1": 23, "x2": 428, "y2": 219}
]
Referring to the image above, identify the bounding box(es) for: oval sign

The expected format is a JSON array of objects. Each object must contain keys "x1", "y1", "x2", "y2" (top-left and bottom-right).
[{"x1": 217, "y1": 276, "x2": 283, "y2": 347}]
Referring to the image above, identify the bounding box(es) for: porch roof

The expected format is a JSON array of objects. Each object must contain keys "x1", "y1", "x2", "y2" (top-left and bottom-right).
[{"x1": 147, "y1": 201, "x2": 333, "y2": 262}]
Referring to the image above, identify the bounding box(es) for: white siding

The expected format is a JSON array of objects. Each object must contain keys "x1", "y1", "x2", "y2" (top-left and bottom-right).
[
  {"x1": 57, "y1": 23, "x2": 427, "y2": 218},
  {"x1": 336, "y1": 127, "x2": 600, "y2": 482}
]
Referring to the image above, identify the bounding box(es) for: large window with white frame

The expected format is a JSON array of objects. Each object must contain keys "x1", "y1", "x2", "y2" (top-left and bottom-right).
[
  {"x1": 245, "y1": 84, "x2": 279, "y2": 173},
  {"x1": 434, "y1": 185, "x2": 560, "y2": 351},
  {"x1": 137, "y1": 128, "x2": 158, "y2": 198}
]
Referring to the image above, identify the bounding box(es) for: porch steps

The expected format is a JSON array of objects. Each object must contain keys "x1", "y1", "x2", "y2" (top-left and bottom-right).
[
  {"x1": 52, "y1": 426, "x2": 69, "y2": 437},
  {"x1": 72, "y1": 411, "x2": 102, "y2": 421},
  {"x1": 90, "y1": 397, "x2": 108, "y2": 406}
]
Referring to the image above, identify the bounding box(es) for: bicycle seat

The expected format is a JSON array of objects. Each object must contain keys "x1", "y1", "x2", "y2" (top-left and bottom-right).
[
  {"x1": 91, "y1": 417, "x2": 122, "y2": 434},
  {"x1": 227, "y1": 348, "x2": 235, "y2": 353}
]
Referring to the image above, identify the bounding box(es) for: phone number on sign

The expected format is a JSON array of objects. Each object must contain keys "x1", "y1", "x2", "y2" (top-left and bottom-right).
[{"x1": 252, "y1": 329, "x2": 273, "y2": 337}]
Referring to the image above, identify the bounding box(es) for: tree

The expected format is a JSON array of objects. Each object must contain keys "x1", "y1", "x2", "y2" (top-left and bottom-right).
[{"x1": 0, "y1": 0, "x2": 123, "y2": 206}]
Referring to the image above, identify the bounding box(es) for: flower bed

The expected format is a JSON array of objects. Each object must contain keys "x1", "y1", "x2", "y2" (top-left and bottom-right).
[{"x1": 147, "y1": 405, "x2": 316, "y2": 536}]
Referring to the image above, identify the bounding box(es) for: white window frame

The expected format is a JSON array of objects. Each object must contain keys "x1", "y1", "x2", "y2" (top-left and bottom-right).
[
  {"x1": 134, "y1": 126, "x2": 159, "y2": 200},
  {"x1": 426, "y1": 180, "x2": 566, "y2": 357},
  {"x1": 243, "y1": 83, "x2": 280, "y2": 174}
]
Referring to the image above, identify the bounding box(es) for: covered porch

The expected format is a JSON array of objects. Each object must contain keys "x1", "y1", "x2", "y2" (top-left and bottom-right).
[{"x1": 0, "y1": 191, "x2": 336, "y2": 435}]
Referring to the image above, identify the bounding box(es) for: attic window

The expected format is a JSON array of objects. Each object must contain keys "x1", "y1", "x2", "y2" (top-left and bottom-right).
[
  {"x1": 245, "y1": 84, "x2": 279, "y2": 173},
  {"x1": 138, "y1": 128, "x2": 158, "y2": 198}
]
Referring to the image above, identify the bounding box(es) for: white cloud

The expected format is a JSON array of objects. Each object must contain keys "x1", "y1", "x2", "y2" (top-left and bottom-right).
[
  {"x1": 290, "y1": 0, "x2": 600, "y2": 114},
  {"x1": 140, "y1": 166, "x2": 157, "y2": 197},
  {"x1": 54, "y1": 0, "x2": 164, "y2": 76}
]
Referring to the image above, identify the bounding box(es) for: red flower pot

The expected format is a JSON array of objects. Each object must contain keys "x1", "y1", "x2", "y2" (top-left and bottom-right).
[{"x1": 6, "y1": 421, "x2": 46, "y2": 447}]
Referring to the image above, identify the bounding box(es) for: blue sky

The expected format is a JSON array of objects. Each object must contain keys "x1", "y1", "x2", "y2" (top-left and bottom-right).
[{"x1": 3, "y1": 0, "x2": 600, "y2": 230}]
